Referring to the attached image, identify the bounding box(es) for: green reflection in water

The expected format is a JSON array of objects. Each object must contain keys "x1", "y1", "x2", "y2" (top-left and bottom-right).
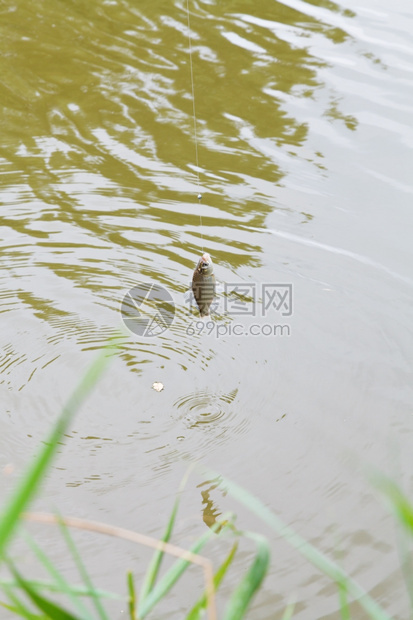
[{"x1": 0, "y1": 0, "x2": 358, "y2": 304}]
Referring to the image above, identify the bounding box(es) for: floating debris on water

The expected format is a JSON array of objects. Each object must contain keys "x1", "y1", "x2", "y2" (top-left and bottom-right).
[{"x1": 152, "y1": 382, "x2": 164, "y2": 392}]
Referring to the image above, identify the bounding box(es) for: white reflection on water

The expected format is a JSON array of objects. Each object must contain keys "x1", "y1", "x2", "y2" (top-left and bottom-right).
[{"x1": 257, "y1": 227, "x2": 413, "y2": 287}]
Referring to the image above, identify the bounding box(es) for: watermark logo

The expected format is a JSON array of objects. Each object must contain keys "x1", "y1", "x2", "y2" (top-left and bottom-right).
[
  {"x1": 185, "y1": 282, "x2": 293, "y2": 318},
  {"x1": 185, "y1": 321, "x2": 291, "y2": 338},
  {"x1": 184, "y1": 287, "x2": 221, "y2": 316},
  {"x1": 122, "y1": 282, "x2": 292, "y2": 337},
  {"x1": 224, "y1": 283, "x2": 256, "y2": 315},
  {"x1": 262, "y1": 284, "x2": 292, "y2": 316},
  {"x1": 121, "y1": 283, "x2": 175, "y2": 337}
]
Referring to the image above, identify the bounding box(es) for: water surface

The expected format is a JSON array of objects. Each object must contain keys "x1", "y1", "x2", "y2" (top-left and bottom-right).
[{"x1": 1, "y1": 0, "x2": 413, "y2": 617}]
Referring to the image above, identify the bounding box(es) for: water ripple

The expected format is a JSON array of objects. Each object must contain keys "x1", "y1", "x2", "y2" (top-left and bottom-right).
[{"x1": 172, "y1": 387, "x2": 250, "y2": 456}]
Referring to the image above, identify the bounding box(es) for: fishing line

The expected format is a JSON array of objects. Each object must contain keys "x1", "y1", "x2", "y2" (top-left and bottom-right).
[{"x1": 186, "y1": 0, "x2": 204, "y2": 251}]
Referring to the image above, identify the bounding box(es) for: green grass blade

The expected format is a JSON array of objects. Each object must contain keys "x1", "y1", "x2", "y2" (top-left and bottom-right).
[
  {"x1": 0, "y1": 601, "x2": 40, "y2": 619},
  {"x1": 0, "y1": 578, "x2": 121, "y2": 600},
  {"x1": 6, "y1": 561, "x2": 81, "y2": 620},
  {"x1": 139, "y1": 519, "x2": 231, "y2": 618},
  {"x1": 223, "y1": 533, "x2": 270, "y2": 620},
  {"x1": 395, "y1": 526, "x2": 413, "y2": 611},
  {"x1": 200, "y1": 469, "x2": 392, "y2": 620},
  {"x1": 139, "y1": 495, "x2": 180, "y2": 605},
  {"x1": 373, "y1": 475, "x2": 413, "y2": 608},
  {"x1": 0, "y1": 348, "x2": 112, "y2": 559},
  {"x1": 139, "y1": 465, "x2": 194, "y2": 605},
  {"x1": 22, "y1": 530, "x2": 93, "y2": 620},
  {"x1": 186, "y1": 543, "x2": 238, "y2": 620},
  {"x1": 339, "y1": 582, "x2": 351, "y2": 620},
  {"x1": 127, "y1": 571, "x2": 137, "y2": 620},
  {"x1": 1, "y1": 583, "x2": 47, "y2": 619},
  {"x1": 374, "y1": 475, "x2": 413, "y2": 533},
  {"x1": 280, "y1": 597, "x2": 296, "y2": 620},
  {"x1": 57, "y1": 516, "x2": 109, "y2": 620},
  {"x1": 0, "y1": 600, "x2": 45, "y2": 619}
]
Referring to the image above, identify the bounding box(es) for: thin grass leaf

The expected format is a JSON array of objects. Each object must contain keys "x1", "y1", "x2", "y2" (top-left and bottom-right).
[
  {"x1": 6, "y1": 561, "x2": 81, "y2": 620},
  {"x1": 280, "y1": 597, "x2": 296, "y2": 620},
  {"x1": 223, "y1": 533, "x2": 270, "y2": 620},
  {"x1": 0, "y1": 601, "x2": 41, "y2": 619},
  {"x1": 339, "y1": 582, "x2": 351, "y2": 620},
  {"x1": 0, "y1": 348, "x2": 112, "y2": 560},
  {"x1": 22, "y1": 530, "x2": 93, "y2": 620},
  {"x1": 139, "y1": 465, "x2": 195, "y2": 607},
  {"x1": 1, "y1": 583, "x2": 47, "y2": 620},
  {"x1": 127, "y1": 571, "x2": 137, "y2": 620},
  {"x1": 139, "y1": 495, "x2": 180, "y2": 604},
  {"x1": 395, "y1": 525, "x2": 413, "y2": 611},
  {"x1": 186, "y1": 543, "x2": 238, "y2": 620},
  {"x1": 0, "y1": 600, "x2": 45, "y2": 619},
  {"x1": 139, "y1": 519, "x2": 232, "y2": 618},
  {"x1": 199, "y1": 468, "x2": 392, "y2": 620},
  {"x1": 373, "y1": 476, "x2": 413, "y2": 609},
  {"x1": 374, "y1": 476, "x2": 413, "y2": 533},
  {"x1": 0, "y1": 578, "x2": 120, "y2": 600},
  {"x1": 57, "y1": 516, "x2": 109, "y2": 620}
]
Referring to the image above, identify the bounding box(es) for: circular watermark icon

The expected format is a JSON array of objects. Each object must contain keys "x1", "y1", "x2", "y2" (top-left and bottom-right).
[{"x1": 121, "y1": 283, "x2": 175, "y2": 337}]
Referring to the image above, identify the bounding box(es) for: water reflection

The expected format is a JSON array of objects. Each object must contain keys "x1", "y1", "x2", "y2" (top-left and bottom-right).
[
  {"x1": 198, "y1": 478, "x2": 224, "y2": 529},
  {"x1": 0, "y1": 0, "x2": 360, "y2": 382},
  {"x1": 0, "y1": 0, "x2": 357, "y2": 225}
]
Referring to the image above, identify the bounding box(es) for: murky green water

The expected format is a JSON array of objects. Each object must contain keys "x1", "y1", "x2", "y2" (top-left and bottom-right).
[{"x1": 1, "y1": 0, "x2": 413, "y2": 617}]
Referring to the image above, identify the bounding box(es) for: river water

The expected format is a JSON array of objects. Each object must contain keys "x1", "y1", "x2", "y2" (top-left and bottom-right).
[{"x1": 1, "y1": 0, "x2": 412, "y2": 618}]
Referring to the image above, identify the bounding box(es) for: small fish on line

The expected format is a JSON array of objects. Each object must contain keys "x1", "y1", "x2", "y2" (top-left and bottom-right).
[{"x1": 192, "y1": 252, "x2": 216, "y2": 318}]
